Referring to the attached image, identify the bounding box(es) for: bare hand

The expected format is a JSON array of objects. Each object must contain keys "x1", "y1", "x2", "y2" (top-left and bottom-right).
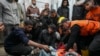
[
  {"x1": 42, "y1": 45, "x2": 50, "y2": 51},
  {"x1": 0, "y1": 23, "x2": 4, "y2": 31}
]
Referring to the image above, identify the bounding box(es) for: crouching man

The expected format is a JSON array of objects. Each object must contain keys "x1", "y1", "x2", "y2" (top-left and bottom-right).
[
  {"x1": 4, "y1": 20, "x2": 49, "y2": 56},
  {"x1": 61, "y1": 20, "x2": 100, "y2": 56}
]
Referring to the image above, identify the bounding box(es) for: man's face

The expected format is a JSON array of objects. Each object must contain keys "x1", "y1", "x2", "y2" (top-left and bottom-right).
[
  {"x1": 43, "y1": 11, "x2": 49, "y2": 16},
  {"x1": 63, "y1": 22, "x2": 69, "y2": 29},
  {"x1": 32, "y1": 0, "x2": 36, "y2": 5},
  {"x1": 45, "y1": 3, "x2": 49, "y2": 9},
  {"x1": 25, "y1": 25, "x2": 33, "y2": 32},
  {"x1": 84, "y1": 1, "x2": 94, "y2": 10},
  {"x1": 51, "y1": 12, "x2": 56, "y2": 17},
  {"x1": 48, "y1": 27, "x2": 53, "y2": 33},
  {"x1": 62, "y1": 22, "x2": 71, "y2": 35}
]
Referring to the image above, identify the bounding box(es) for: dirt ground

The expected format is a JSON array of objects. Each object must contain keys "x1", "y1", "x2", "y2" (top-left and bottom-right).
[{"x1": 0, "y1": 45, "x2": 8, "y2": 56}]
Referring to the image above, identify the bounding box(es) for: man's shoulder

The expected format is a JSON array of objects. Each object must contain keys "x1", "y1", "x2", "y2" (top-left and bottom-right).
[
  {"x1": 29, "y1": 5, "x2": 39, "y2": 8},
  {"x1": 0, "y1": 0, "x2": 9, "y2": 7},
  {"x1": 27, "y1": 5, "x2": 32, "y2": 10},
  {"x1": 96, "y1": 6, "x2": 100, "y2": 11},
  {"x1": 28, "y1": 5, "x2": 32, "y2": 8},
  {"x1": 0, "y1": 0, "x2": 7, "y2": 4},
  {"x1": 13, "y1": 28, "x2": 23, "y2": 32}
]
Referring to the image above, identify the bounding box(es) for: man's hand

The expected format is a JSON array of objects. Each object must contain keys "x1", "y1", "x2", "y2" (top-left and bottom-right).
[
  {"x1": 69, "y1": 49, "x2": 74, "y2": 52},
  {"x1": 0, "y1": 22, "x2": 4, "y2": 31},
  {"x1": 28, "y1": 40, "x2": 50, "y2": 51},
  {"x1": 30, "y1": 14, "x2": 34, "y2": 16},
  {"x1": 41, "y1": 45, "x2": 50, "y2": 51}
]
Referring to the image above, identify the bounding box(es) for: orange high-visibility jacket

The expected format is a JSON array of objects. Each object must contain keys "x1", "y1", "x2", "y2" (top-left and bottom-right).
[
  {"x1": 70, "y1": 20, "x2": 100, "y2": 36},
  {"x1": 86, "y1": 6, "x2": 100, "y2": 21}
]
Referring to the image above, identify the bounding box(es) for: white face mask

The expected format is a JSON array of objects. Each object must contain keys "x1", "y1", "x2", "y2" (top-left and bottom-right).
[{"x1": 31, "y1": 4, "x2": 36, "y2": 8}]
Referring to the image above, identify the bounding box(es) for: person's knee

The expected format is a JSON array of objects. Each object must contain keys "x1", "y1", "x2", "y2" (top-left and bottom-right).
[
  {"x1": 89, "y1": 46, "x2": 94, "y2": 52},
  {"x1": 25, "y1": 47, "x2": 32, "y2": 55}
]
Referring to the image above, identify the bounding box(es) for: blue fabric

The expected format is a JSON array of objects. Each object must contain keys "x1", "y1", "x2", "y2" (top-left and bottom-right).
[
  {"x1": 39, "y1": 50, "x2": 50, "y2": 56},
  {"x1": 39, "y1": 47, "x2": 57, "y2": 56},
  {"x1": 4, "y1": 28, "x2": 29, "y2": 49}
]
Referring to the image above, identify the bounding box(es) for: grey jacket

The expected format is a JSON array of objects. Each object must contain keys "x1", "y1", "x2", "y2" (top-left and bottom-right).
[{"x1": 0, "y1": 0, "x2": 22, "y2": 25}]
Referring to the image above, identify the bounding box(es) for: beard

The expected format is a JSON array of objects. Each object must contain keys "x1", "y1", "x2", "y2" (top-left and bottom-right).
[{"x1": 32, "y1": 3, "x2": 36, "y2": 5}]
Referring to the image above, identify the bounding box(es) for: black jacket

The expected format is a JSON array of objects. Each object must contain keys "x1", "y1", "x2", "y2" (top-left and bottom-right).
[
  {"x1": 57, "y1": 7, "x2": 69, "y2": 19},
  {"x1": 38, "y1": 29, "x2": 57, "y2": 48},
  {"x1": 72, "y1": 5, "x2": 86, "y2": 20},
  {"x1": 40, "y1": 16, "x2": 53, "y2": 29},
  {"x1": 50, "y1": 16, "x2": 59, "y2": 26}
]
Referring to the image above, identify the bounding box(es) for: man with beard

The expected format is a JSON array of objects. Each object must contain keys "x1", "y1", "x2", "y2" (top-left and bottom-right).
[{"x1": 4, "y1": 20, "x2": 49, "y2": 56}]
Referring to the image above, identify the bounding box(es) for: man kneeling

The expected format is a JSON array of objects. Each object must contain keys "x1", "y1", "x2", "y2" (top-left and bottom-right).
[{"x1": 4, "y1": 20, "x2": 49, "y2": 56}]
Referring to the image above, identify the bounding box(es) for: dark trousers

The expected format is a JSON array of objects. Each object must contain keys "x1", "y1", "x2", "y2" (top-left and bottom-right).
[
  {"x1": 0, "y1": 24, "x2": 19, "y2": 44},
  {"x1": 4, "y1": 24, "x2": 19, "y2": 36},
  {"x1": 76, "y1": 35, "x2": 94, "y2": 54},
  {"x1": 5, "y1": 44, "x2": 32, "y2": 56},
  {"x1": 89, "y1": 32, "x2": 100, "y2": 56}
]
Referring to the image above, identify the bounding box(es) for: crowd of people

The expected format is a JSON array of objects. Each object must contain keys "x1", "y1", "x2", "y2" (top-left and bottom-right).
[{"x1": 0, "y1": 0, "x2": 100, "y2": 56}]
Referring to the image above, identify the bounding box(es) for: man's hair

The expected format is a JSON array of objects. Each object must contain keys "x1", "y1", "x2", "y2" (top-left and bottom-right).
[
  {"x1": 45, "y1": 3, "x2": 49, "y2": 6},
  {"x1": 32, "y1": 0, "x2": 36, "y2": 1},
  {"x1": 24, "y1": 20, "x2": 33, "y2": 26},
  {"x1": 51, "y1": 9, "x2": 56, "y2": 13},
  {"x1": 94, "y1": 0, "x2": 100, "y2": 5},
  {"x1": 7, "y1": 0, "x2": 18, "y2": 3},
  {"x1": 61, "y1": 0, "x2": 69, "y2": 7},
  {"x1": 48, "y1": 24, "x2": 56, "y2": 31},
  {"x1": 15, "y1": 0, "x2": 18, "y2": 2}
]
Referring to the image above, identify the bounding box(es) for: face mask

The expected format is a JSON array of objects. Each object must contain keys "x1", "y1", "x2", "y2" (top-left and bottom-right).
[{"x1": 31, "y1": 4, "x2": 36, "y2": 8}]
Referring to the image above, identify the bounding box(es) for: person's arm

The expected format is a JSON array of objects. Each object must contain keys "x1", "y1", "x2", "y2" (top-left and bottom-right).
[
  {"x1": 38, "y1": 31, "x2": 43, "y2": 43},
  {"x1": 37, "y1": 8, "x2": 40, "y2": 16},
  {"x1": 0, "y1": 2, "x2": 3, "y2": 22},
  {"x1": 0, "y1": 22, "x2": 4, "y2": 31},
  {"x1": 16, "y1": 30, "x2": 49, "y2": 51},
  {"x1": 17, "y1": 3, "x2": 24, "y2": 21},
  {"x1": 57, "y1": 8, "x2": 62, "y2": 17},
  {"x1": 85, "y1": 12, "x2": 93, "y2": 20},
  {"x1": 28, "y1": 40, "x2": 49, "y2": 50},
  {"x1": 26, "y1": 7, "x2": 31, "y2": 17},
  {"x1": 65, "y1": 25, "x2": 80, "y2": 51}
]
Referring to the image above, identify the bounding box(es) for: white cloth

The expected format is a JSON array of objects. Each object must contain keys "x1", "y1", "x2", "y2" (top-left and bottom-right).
[{"x1": 68, "y1": 0, "x2": 76, "y2": 21}]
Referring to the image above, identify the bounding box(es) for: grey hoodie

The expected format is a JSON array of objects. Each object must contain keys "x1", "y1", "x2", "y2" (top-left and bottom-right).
[{"x1": 0, "y1": 0, "x2": 20, "y2": 25}]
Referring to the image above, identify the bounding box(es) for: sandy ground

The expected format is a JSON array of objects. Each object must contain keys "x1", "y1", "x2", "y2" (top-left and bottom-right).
[{"x1": 0, "y1": 45, "x2": 8, "y2": 56}]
